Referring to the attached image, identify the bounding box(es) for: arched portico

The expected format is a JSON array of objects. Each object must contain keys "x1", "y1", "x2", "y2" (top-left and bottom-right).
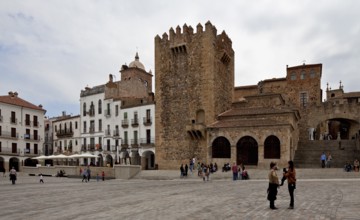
[
  {"x1": 141, "y1": 150, "x2": 155, "y2": 170},
  {"x1": 237, "y1": 136, "x2": 258, "y2": 165},
  {"x1": 9, "y1": 157, "x2": 20, "y2": 171}
]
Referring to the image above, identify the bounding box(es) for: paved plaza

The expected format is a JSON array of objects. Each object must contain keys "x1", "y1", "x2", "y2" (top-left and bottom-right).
[{"x1": 1, "y1": 172, "x2": 360, "y2": 220}]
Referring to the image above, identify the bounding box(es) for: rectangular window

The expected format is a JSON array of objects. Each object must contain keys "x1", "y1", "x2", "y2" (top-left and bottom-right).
[
  {"x1": 134, "y1": 130, "x2": 138, "y2": 144},
  {"x1": 98, "y1": 119, "x2": 102, "y2": 132},
  {"x1": 11, "y1": 111, "x2": 16, "y2": 124},
  {"x1": 75, "y1": 121, "x2": 78, "y2": 129},
  {"x1": 34, "y1": 144, "x2": 38, "y2": 154},
  {"x1": 300, "y1": 92, "x2": 308, "y2": 107},
  {"x1": 290, "y1": 72, "x2": 296, "y2": 80},
  {"x1": 33, "y1": 115, "x2": 38, "y2": 127},
  {"x1": 115, "y1": 105, "x2": 119, "y2": 116},
  {"x1": 12, "y1": 143, "x2": 17, "y2": 153},
  {"x1": 25, "y1": 129, "x2": 30, "y2": 139},
  {"x1": 124, "y1": 131, "x2": 128, "y2": 144},
  {"x1": 107, "y1": 139, "x2": 111, "y2": 151},
  {"x1": 146, "y1": 129, "x2": 151, "y2": 144},
  {"x1": 83, "y1": 121, "x2": 87, "y2": 133},
  {"x1": 11, "y1": 128, "x2": 16, "y2": 138},
  {"x1": 0, "y1": 126, "x2": 2, "y2": 136},
  {"x1": 34, "y1": 130, "x2": 38, "y2": 140},
  {"x1": 26, "y1": 143, "x2": 30, "y2": 153},
  {"x1": 124, "y1": 112, "x2": 127, "y2": 119},
  {"x1": 25, "y1": 114, "x2": 31, "y2": 126}
]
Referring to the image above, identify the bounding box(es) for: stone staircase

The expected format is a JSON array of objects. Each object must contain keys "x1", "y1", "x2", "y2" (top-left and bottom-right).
[{"x1": 294, "y1": 140, "x2": 360, "y2": 168}]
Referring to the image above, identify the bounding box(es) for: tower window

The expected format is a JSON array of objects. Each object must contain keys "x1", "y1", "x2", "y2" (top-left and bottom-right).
[
  {"x1": 290, "y1": 72, "x2": 296, "y2": 80},
  {"x1": 300, "y1": 70, "x2": 306, "y2": 80},
  {"x1": 300, "y1": 92, "x2": 308, "y2": 107},
  {"x1": 310, "y1": 69, "x2": 316, "y2": 78}
]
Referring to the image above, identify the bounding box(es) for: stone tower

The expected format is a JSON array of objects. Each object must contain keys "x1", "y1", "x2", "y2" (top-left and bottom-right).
[{"x1": 155, "y1": 21, "x2": 234, "y2": 169}]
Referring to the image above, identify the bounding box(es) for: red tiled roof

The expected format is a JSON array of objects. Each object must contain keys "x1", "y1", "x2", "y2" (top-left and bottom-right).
[{"x1": 0, "y1": 94, "x2": 45, "y2": 112}]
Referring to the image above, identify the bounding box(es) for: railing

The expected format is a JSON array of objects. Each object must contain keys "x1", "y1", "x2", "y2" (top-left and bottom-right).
[
  {"x1": 131, "y1": 118, "x2": 139, "y2": 127},
  {"x1": 131, "y1": 139, "x2": 139, "y2": 146},
  {"x1": 0, "y1": 131, "x2": 19, "y2": 139},
  {"x1": 143, "y1": 117, "x2": 152, "y2": 126},
  {"x1": 33, "y1": 121, "x2": 39, "y2": 127},
  {"x1": 89, "y1": 109, "x2": 95, "y2": 117},
  {"x1": 140, "y1": 138, "x2": 155, "y2": 146},
  {"x1": 10, "y1": 117, "x2": 17, "y2": 124},
  {"x1": 81, "y1": 144, "x2": 102, "y2": 152},
  {"x1": 25, "y1": 148, "x2": 39, "y2": 155},
  {"x1": 89, "y1": 127, "x2": 95, "y2": 134},
  {"x1": 104, "y1": 129, "x2": 111, "y2": 137},
  {"x1": 24, "y1": 134, "x2": 40, "y2": 141},
  {"x1": 113, "y1": 130, "x2": 120, "y2": 137},
  {"x1": 25, "y1": 120, "x2": 32, "y2": 126},
  {"x1": 122, "y1": 119, "x2": 129, "y2": 128},
  {"x1": 121, "y1": 139, "x2": 129, "y2": 147},
  {"x1": 0, "y1": 147, "x2": 20, "y2": 155},
  {"x1": 104, "y1": 110, "x2": 111, "y2": 117},
  {"x1": 56, "y1": 129, "x2": 74, "y2": 138}
]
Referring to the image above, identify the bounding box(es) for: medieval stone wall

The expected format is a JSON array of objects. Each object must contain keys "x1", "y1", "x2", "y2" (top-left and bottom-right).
[{"x1": 155, "y1": 22, "x2": 234, "y2": 169}]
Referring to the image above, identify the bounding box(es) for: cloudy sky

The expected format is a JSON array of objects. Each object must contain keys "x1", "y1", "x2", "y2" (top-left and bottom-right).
[{"x1": 1, "y1": 0, "x2": 359, "y2": 117}]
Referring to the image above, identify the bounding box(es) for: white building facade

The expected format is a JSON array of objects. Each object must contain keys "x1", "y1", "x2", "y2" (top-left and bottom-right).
[{"x1": 0, "y1": 91, "x2": 46, "y2": 171}]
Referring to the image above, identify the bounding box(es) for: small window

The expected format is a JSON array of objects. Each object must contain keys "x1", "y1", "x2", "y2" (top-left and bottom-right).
[
  {"x1": 300, "y1": 70, "x2": 306, "y2": 80},
  {"x1": 310, "y1": 69, "x2": 316, "y2": 78},
  {"x1": 290, "y1": 72, "x2": 296, "y2": 80},
  {"x1": 300, "y1": 92, "x2": 308, "y2": 107}
]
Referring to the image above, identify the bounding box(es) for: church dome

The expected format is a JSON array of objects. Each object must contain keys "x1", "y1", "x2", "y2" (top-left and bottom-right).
[{"x1": 129, "y1": 52, "x2": 145, "y2": 70}]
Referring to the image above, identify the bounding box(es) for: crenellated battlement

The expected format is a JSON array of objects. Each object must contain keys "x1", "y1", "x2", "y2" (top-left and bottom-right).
[{"x1": 155, "y1": 21, "x2": 232, "y2": 48}]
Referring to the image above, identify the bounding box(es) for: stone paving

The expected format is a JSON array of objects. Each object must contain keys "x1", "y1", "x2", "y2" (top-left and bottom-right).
[{"x1": 1, "y1": 172, "x2": 360, "y2": 220}]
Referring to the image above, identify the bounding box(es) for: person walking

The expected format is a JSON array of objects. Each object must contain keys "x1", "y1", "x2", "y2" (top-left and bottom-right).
[
  {"x1": 320, "y1": 152, "x2": 326, "y2": 168},
  {"x1": 180, "y1": 164, "x2": 185, "y2": 178},
  {"x1": 283, "y1": 160, "x2": 296, "y2": 209},
  {"x1": 82, "y1": 168, "x2": 88, "y2": 182},
  {"x1": 87, "y1": 166, "x2": 91, "y2": 182},
  {"x1": 9, "y1": 167, "x2": 17, "y2": 185},
  {"x1": 267, "y1": 162, "x2": 279, "y2": 209},
  {"x1": 39, "y1": 174, "x2": 44, "y2": 183},
  {"x1": 102, "y1": 171, "x2": 105, "y2": 181},
  {"x1": 185, "y1": 164, "x2": 188, "y2": 177}
]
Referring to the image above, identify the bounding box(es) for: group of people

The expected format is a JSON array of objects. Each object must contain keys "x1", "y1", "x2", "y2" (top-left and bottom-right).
[
  {"x1": 320, "y1": 152, "x2": 333, "y2": 168},
  {"x1": 231, "y1": 162, "x2": 249, "y2": 180},
  {"x1": 344, "y1": 159, "x2": 360, "y2": 172},
  {"x1": 267, "y1": 160, "x2": 296, "y2": 210},
  {"x1": 80, "y1": 167, "x2": 106, "y2": 182}
]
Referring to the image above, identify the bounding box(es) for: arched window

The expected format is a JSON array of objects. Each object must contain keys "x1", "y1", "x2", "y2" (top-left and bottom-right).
[
  {"x1": 290, "y1": 72, "x2": 296, "y2": 80},
  {"x1": 98, "y1": 100, "x2": 102, "y2": 114},
  {"x1": 264, "y1": 135, "x2": 281, "y2": 159},
  {"x1": 300, "y1": 70, "x2": 306, "y2": 80},
  {"x1": 83, "y1": 103, "x2": 87, "y2": 116},
  {"x1": 212, "y1": 136, "x2": 231, "y2": 158}
]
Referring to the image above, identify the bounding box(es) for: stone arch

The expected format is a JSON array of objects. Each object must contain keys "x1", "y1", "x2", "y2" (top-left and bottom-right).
[
  {"x1": 315, "y1": 117, "x2": 360, "y2": 140},
  {"x1": 0, "y1": 157, "x2": 5, "y2": 172},
  {"x1": 24, "y1": 158, "x2": 38, "y2": 167},
  {"x1": 237, "y1": 136, "x2": 258, "y2": 165},
  {"x1": 105, "y1": 154, "x2": 113, "y2": 167},
  {"x1": 211, "y1": 136, "x2": 231, "y2": 158},
  {"x1": 142, "y1": 150, "x2": 155, "y2": 170},
  {"x1": 264, "y1": 135, "x2": 281, "y2": 159},
  {"x1": 9, "y1": 157, "x2": 20, "y2": 171},
  {"x1": 98, "y1": 154, "x2": 104, "y2": 167}
]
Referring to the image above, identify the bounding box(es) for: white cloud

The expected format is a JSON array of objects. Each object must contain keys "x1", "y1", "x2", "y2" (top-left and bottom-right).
[{"x1": 1, "y1": 0, "x2": 359, "y2": 116}]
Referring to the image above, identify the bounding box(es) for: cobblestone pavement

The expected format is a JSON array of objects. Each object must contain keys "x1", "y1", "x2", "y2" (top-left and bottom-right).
[{"x1": 0, "y1": 175, "x2": 359, "y2": 220}]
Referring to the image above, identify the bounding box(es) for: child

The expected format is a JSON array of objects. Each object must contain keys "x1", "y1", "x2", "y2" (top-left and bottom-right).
[
  {"x1": 39, "y1": 174, "x2": 44, "y2": 183},
  {"x1": 280, "y1": 168, "x2": 287, "y2": 186}
]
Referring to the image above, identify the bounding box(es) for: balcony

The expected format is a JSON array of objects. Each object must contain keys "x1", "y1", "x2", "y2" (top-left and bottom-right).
[
  {"x1": 0, "y1": 131, "x2": 19, "y2": 139},
  {"x1": 56, "y1": 129, "x2": 74, "y2": 138},
  {"x1": 121, "y1": 119, "x2": 129, "y2": 128},
  {"x1": 121, "y1": 139, "x2": 129, "y2": 148},
  {"x1": 81, "y1": 144, "x2": 101, "y2": 152},
  {"x1": 143, "y1": 117, "x2": 152, "y2": 126},
  {"x1": 104, "y1": 129, "x2": 111, "y2": 137},
  {"x1": 24, "y1": 134, "x2": 40, "y2": 141},
  {"x1": 104, "y1": 110, "x2": 111, "y2": 118},
  {"x1": 25, "y1": 120, "x2": 32, "y2": 126},
  {"x1": 25, "y1": 148, "x2": 40, "y2": 156},
  {"x1": 113, "y1": 130, "x2": 120, "y2": 137},
  {"x1": 88, "y1": 109, "x2": 95, "y2": 117},
  {"x1": 0, "y1": 147, "x2": 20, "y2": 156},
  {"x1": 131, "y1": 139, "x2": 139, "y2": 147},
  {"x1": 131, "y1": 118, "x2": 139, "y2": 127},
  {"x1": 89, "y1": 126, "x2": 95, "y2": 134},
  {"x1": 140, "y1": 138, "x2": 155, "y2": 147},
  {"x1": 10, "y1": 117, "x2": 17, "y2": 124}
]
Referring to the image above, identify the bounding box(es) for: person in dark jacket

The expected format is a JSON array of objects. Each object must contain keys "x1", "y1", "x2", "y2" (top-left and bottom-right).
[{"x1": 267, "y1": 162, "x2": 279, "y2": 209}]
